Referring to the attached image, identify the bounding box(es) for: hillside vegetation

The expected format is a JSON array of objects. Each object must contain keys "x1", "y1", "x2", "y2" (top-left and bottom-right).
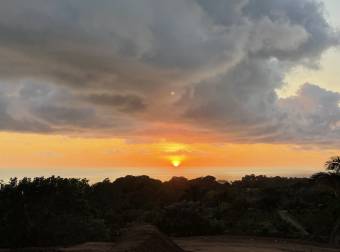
[{"x1": 1, "y1": 157, "x2": 340, "y2": 248}]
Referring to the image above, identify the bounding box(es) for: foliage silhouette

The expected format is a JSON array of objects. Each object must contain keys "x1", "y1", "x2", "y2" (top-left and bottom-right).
[
  {"x1": 325, "y1": 156, "x2": 340, "y2": 174},
  {"x1": 0, "y1": 157, "x2": 340, "y2": 247}
]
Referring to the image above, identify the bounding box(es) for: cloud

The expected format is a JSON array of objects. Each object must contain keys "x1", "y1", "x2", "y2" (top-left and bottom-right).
[
  {"x1": 0, "y1": 0, "x2": 338, "y2": 146},
  {"x1": 0, "y1": 91, "x2": 51, "y2": 132},
  {"x1": 278, "y1": 83, "x2": 340, "y2": 146},
  {"x1": 84, "y1": 93, "x2": 146, "y2": 112}
]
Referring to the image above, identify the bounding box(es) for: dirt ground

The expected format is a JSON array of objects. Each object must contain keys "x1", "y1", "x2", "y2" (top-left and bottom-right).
[
  {"x1": 175, "y1": 236, "x2": 339, "y2": 252},
  {"x1": 0, "y1": 225, "x2": 184, "y2": 252},
  {"x1": 2, "y1": 229, "x2": 338, "y2": 252}
]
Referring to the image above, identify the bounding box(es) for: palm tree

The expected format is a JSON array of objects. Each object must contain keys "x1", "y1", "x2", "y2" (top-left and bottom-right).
[
  {"x1": 311, "y1": 172, "x2": 340, "y2": 197},
  {"x1": 312, "y1": 156, "x2": 340, "y2": 245},
  {"x1": 325, "y1": 156, "x2": 340, "y2": 174},
  {"x1": 312, "y1": 156, "x2": 340, "y2": 197}
]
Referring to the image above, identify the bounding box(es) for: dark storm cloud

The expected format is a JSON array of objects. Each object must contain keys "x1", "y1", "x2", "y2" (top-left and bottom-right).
[
  {"x1": 0, "y1": 0, "x2": 338, "y2": 146},
  {"x1": 84, "y1": 94, "x2": 146, "y2": 112},
  {"x1": 0, "y1": 92, "x2": 51, "y2": 132},
  {"x1": 243, "y1": 0, "x2": 339, "y2": 61}
]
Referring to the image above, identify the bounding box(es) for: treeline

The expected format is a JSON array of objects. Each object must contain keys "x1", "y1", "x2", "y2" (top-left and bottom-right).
[{"x1": 1, "y1": 158, "x2": 340, "y2": 247}]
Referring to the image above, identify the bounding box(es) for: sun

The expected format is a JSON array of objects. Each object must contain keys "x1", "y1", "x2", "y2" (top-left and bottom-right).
[{"x1": 171, "y1": 159, "x2": 182, "y2": 167}]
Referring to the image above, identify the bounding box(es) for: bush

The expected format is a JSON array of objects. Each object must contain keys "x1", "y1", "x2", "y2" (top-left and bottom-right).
[{"x1": 156, "y1": 201, "x2": 224, "y2": 236}]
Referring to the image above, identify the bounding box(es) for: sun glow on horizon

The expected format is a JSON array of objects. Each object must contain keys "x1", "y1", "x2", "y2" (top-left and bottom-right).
[
  {"x1": 168, "y1": 153, "x2": 186, "y2": 168},
  {"x1": 0, "y1": 132, "x2": 336, "y2": 179},
  {"x1": 171, "y1": 159, "x2": 182, "y2": 167}
]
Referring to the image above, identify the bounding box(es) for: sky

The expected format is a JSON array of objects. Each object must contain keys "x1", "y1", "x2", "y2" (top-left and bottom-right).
[{"x1": 0, "y1": 0, "x2": 340, "y2": 182}]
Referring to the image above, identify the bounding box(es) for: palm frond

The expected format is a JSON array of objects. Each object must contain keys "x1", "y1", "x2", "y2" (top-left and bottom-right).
[{"x1": 325, "y1": 156, "x2": 340, "y2": 174}]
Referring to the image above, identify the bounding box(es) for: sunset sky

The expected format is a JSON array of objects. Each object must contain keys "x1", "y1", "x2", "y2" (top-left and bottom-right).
[{"x1": 1, "y1": 0, "x2": 340, "y2": 181}]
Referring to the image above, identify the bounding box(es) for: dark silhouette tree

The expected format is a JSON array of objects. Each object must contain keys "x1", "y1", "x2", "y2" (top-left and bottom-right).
[
  {"x1": 1, "y1": 172, "x2": 340, "y2": 247},
  {"x1": 325, "y1": 156, "x2": 340, "y2": 174},
  {"x1": 312, "y1": 156, "x2": 340, "y2": 245},
  {"x1": 312, "y1": 172, "x2": 340, "y2": 197}
]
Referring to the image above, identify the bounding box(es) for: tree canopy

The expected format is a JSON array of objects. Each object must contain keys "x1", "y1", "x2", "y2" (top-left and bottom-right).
[{"x1": 1, "y1": 158, "x2": 340, "y2": 247}]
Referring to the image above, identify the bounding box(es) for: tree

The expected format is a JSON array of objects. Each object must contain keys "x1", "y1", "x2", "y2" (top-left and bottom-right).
[
  {"x1": 312, "y1": 156, "x2": 340, "y2": 197},
  {"x1": 325, "y1": 156, "x2": 340, "y2": 174},
  {"x1": 312, "y1": 173, "x2": 340, "y2": 197},
  {"x1": 312, "y1": 156, "x2": 340, "y2": 245},
  {"x1": 0, "y1": 177, "x2": 109, "y2": 247}
]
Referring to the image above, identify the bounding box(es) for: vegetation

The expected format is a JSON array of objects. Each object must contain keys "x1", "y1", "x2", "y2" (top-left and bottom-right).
[{"x1": 1, "y1": 157, "x2": 340, "y2": 247}]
